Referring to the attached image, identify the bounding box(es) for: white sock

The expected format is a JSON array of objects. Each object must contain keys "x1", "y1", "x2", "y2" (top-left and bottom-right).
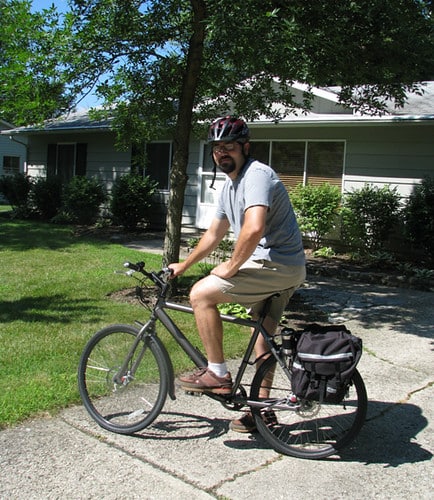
[{"x1": 208, "y1": 362, "x2": 228, "y2": 378}]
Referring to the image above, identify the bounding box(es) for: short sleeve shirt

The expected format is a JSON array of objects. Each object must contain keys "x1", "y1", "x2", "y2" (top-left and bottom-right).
[{"x1": 215, "y1": 158, "x2": 305, "y2": 267}]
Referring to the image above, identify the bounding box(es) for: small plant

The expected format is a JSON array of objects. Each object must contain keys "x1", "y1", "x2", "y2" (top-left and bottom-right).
[
  {"x1": 212, "y1": 238, "x2": 234, "y2": 262},
  {"x1": 404, "y1": 176, "x2": 434, "y2": 264},
  {"x1": 312, "y1": 246, "x2": 336, "y2": 258},
  {"x1": 0, "y1": 173, "x2": 32, "y2": 213},
  {"x1": 217, "y1": 303, "x2": 251, "y2": 319},
  {"x1": 366, "y1": 251, "x2": 396, "y2": 267},
  {"x1": 62, "y1": 176, "x2": 107, "y2": 225},
  {"x1": 197, "y1": 262, "x2": 214, "y2": 276},
  {"x1": 110, "y1": 173, "x2": 158, "y2": 230},
  {"x1": 341, "y1": 184, "x2": 401, "y2": 253},
  {"x1": 396, "y1": 262, "x2": 415, "y2": 276},
  {"x1": 290, "y1": 183, "x2": 342, "y2": 250},
  {"x1": 413, "y1": 268, "x2": 434, "y2": 280},
  {"x1": 31, "y1": 176, "x2": 63, "y2": 220},
  {"x1": 187, "y1": 237, "x2": 200, "y2": 249}
]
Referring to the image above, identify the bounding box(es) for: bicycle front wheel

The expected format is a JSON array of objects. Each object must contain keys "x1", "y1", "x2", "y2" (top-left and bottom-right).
[
  {"x1": 78, "y1": 324, "x2": 169, "y2": 434},
  {"x1": 250, "y1": 357, "x2": 367, "y2": 459}
]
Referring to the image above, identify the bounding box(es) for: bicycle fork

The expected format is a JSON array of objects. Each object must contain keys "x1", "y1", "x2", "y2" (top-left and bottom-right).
[{"x1": 111, "y1": 322, "x2": 155, "y2": 387}]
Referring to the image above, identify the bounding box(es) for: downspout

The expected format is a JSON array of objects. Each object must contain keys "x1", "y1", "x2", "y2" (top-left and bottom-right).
[{"x1": 9, "y1": 135, "x2": 29, "y2": 175}]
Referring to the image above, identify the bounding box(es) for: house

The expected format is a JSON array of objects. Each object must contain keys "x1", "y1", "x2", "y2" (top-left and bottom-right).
[
  {"x1": 0, "y1": 119, "x2": 27, "y2": 179},
  {"x1": 2, "y1": 82, "x2": 434, "y2": 230}
]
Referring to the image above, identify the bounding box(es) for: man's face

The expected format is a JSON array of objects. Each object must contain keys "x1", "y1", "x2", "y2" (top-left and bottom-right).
[{"x1": 212, "y1": 141, "x2": 248, "y2": 176}]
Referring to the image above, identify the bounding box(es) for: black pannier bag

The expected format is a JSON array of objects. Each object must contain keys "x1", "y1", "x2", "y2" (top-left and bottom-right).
[{"x1": 291, "y1": 324, "x2": 362, "y2": 403}]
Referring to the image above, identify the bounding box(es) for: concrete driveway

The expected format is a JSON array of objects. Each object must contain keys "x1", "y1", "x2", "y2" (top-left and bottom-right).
[{"x1": 1, "y1": 275, "x2": 433, "y2": 499}]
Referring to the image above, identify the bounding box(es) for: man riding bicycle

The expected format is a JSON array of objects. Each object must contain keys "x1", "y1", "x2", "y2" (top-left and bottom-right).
[{"x1": 168, "y1": 115, "x2": 306, "y2": 432}]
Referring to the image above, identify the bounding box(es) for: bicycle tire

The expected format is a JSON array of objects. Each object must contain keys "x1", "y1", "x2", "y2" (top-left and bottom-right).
[
  {"x1": 250, "y1": 357, "x2": 367, "y2": 459},
  {"x1": 78, "y1": 324, "x2": 169, "y2": 434}
]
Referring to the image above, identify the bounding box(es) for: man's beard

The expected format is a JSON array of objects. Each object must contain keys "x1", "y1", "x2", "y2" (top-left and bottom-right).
[{"x1": 217, "y1": 156, "x2": 236, "y2": 174}]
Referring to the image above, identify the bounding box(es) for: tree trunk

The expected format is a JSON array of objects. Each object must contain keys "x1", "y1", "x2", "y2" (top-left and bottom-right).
[{"x1": 163, "y1": 0, "x2": 206, "y2": 266}]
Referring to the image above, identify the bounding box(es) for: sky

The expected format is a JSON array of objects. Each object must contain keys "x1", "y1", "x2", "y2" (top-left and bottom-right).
[
  {"x1": 30, "y1": 1, "x2": 69, "y2": 14},
  {"x1": 31, "y1": 1, "x2": 101, "y2": 109}
]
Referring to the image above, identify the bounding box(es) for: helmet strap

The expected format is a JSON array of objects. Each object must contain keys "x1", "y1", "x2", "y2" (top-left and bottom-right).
[{"x1": 209, "y1": 164, "x2": 217, "y2": 190}]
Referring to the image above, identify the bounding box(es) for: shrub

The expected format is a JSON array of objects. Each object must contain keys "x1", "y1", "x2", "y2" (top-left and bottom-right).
[
  {"x1": 62, "y1": 176, "x2": 107, "y2": 225},
  {"x1": 31, "y1": 176, "x2": 63, "y2": 220},
  {"x1": 404, "y1": 176, "x2": 434, "y2": 264},
  {"x1": 110, "y1": 173, "x2": 158, "y2": 230},
  {"x1": 341, "y1": 184, "x2": 401, "y2": 253},
  {"x1": 0, "y1": 173, "x2": 32, "y2": 211},
  {"x1": 290, "y1": 183, "x2": 342, "y2": 249}
]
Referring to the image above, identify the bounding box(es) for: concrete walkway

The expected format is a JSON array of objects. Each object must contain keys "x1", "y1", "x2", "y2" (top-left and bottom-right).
[{"x1": 1, "y1": 247, "x2": 433, "y2": 498}]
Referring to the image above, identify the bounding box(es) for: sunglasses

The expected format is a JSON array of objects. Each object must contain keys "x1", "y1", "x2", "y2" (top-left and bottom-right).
[{"x1": 212, "y1": 143, "x2": 237, "y2": 154}]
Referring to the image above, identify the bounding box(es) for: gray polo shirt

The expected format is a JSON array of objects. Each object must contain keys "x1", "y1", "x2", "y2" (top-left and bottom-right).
[{"x1": 215, "y1": 158, "x2": 305, "y2": 267}]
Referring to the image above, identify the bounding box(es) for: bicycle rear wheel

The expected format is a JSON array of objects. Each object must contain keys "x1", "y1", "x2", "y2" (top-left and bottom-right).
[
  {"x1": 78, "y1": 324, "x2": 169, "y2": 434},
  {"x1": 250, "y1": 357, "x2": 367, "y2": 459}
]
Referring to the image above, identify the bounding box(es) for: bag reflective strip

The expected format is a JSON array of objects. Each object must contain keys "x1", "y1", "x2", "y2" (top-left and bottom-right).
[
  {"x1": 293, "y1": 360, "x2": 304, "y2": 370},
  {"x1": 298, "y1": 352, "x2": 353, "y2": 361}
]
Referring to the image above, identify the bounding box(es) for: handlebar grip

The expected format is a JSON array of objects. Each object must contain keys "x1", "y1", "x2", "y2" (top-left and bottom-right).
[{"x1": 124, "y1": 261, "x2": 145, "y2": 272}]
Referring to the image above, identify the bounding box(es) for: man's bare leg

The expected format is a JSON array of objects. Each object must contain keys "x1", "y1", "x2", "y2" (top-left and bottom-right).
[
  {"x1": 253, "y1": 315, "x2": 278, "y2": 398},
  {"x1": 189, "y1": 276, "x2": 231, "y2": 364}
]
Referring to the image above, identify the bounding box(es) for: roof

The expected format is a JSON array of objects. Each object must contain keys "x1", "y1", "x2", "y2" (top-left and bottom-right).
[
  {"x1": 317, "y1": 82, "x2": 434, "y2": 115},
  {"x1": 4, "y1": 108, "x2": 113, "y2": 135},
  {"x1": 391, "y1": 82, "x2": 434, "y2": 115},
  {"x1": 3, "y1": 82, "x2": 434, "y2": 136},
  {"x1": 0, "y1": 119, "x2": 16, "y2": 130}
]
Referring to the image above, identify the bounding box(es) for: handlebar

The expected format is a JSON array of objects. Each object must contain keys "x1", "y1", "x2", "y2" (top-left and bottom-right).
[{"x1": 122, "y1": 261, "x2": 173, "y2": 290}]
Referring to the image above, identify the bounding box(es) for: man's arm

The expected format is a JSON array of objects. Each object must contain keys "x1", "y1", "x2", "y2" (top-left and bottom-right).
[
  {"x1": 211, "y1": 205, "x2": 267, "y2": 279},
  {"x1": 168, "y1": 217, "x2": 230, "y2": 277}
]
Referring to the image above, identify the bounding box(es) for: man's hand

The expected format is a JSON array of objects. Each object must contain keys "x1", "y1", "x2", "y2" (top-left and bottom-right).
[
  {"x1": 167, "y1": 262, "x2": 187, "y2": 278},
  {"x1": 211, "y1": 261, "x2": 238, "y2": 280}
]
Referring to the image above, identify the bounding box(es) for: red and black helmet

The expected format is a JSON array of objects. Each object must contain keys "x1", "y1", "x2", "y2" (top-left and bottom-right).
[{"x1": 207, "y1": 115, "x2": 250, "y2": 143}]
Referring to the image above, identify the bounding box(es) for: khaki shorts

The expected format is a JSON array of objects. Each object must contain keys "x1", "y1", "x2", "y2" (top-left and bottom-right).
[{"x1": 206, "y1": 259, "x2": 306, "y2": 322}]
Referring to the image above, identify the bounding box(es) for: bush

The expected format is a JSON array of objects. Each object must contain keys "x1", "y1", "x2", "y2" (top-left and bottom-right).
[
  {"x1": 110, "y1": 173, "x2": 158, "y2": 230},
  {"x1": 404, "y1": 176, "x2": 434, "y2": 264},
  {"x1": 341, "y1": 184, "x2": 401, "y2": 253},
  {"x1": 62, "y1": 176, "x2": 107, "y2": 225},
  {"x1": 31, "y1": 176, "x2": 63, "y2": 220},
  {"x1": 290, "y1": 183, "x2": 342, "y2": 249},
  {"x1": 0, "y1": 173, "x2": 32, "y2": 211}
]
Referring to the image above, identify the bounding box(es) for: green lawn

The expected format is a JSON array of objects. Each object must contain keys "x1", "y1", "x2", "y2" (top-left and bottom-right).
[{"x1": 0, "y1": 220, "x2": 248, "y2": 428}]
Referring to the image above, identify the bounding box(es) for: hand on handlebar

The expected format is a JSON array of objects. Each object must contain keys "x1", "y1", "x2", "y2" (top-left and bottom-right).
[{"x1": 167, "y1": 262, "x2": 187, "y2": 278}]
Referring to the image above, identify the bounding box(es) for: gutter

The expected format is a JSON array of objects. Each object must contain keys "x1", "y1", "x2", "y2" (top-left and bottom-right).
[{"x1": 249, "y1": 114, "x2": 434, "y2": 128}]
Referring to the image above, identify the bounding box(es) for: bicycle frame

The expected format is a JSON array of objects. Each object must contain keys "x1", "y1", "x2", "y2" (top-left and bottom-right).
[{"x1": 135, "y1": 290, "x2": 290, "y2": 406}]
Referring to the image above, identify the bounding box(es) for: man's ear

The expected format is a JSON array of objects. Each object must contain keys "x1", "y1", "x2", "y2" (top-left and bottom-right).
[{"x1": 242, "y1": 142, "x2": 250, "y2": 156}]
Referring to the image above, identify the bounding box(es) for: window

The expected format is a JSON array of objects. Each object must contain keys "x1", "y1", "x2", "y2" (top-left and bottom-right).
[
  {"x1": 250, "y1": 140, "x2": 344, "y2": 189},
  {"x1": 145, "y1": 142, "x2": 172, "y2": 190},
  {"x1": 47, "y1": 143, "x2": 87, "y2": 182},
  {"x1": 133, "y1": 142, "x2": 172, "y2": 189},
  {"x1": 306, "y1": 142, "x2": 344, "y2": 186},
  {"x1": 3, "y1": 156, "x2": 20, "y2": 175}
]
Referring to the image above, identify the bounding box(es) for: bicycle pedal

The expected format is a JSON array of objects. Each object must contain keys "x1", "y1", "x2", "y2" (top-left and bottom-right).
[{"x1": 184, "y1": 390, "x2": 203, "y2": 397}]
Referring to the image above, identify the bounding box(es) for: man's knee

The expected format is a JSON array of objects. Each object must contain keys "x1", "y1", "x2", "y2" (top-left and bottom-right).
[{"x1": 190, "y1": 276, "x2": 227, "y2": 308}]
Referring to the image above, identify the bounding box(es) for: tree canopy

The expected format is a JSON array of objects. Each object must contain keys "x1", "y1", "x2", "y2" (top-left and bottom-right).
[
  {"x1": 2, "y1": 0, "x2": 433, "y2": 262},
  {"x1": 0, "y1": 0, "x2": 74, "y2": 125}
]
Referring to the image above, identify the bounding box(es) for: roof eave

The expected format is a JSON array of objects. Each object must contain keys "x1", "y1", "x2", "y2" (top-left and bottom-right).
[{"x1": 250, "y1": 114, "x2": 434, "y2": 127}]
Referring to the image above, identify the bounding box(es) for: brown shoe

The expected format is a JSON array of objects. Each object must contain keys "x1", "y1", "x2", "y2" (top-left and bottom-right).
[
  {"x1": 229, "y1": 409, "x2": 278, "y2": 433},
  {"x1": 179, "y1": 367, "x2": 232, "y2": 395}
]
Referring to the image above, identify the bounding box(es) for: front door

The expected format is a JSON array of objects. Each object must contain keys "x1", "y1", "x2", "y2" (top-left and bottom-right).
[
  {"x1": 195, "y1": 143, "x2": 225, "y2": 229},
  {"x1": 57, "y1": 144, "x2": 75, "y2": 183}
]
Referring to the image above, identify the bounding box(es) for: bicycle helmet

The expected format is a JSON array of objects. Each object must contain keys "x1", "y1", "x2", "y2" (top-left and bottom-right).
[{"x1": 207, "y1": 116, "x2": 250, "y2": 143}]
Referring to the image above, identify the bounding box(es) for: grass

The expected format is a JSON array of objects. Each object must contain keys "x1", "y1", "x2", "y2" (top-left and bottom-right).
[{"x1": 0, "y1": 219, "x2": 249, "y2": 428}]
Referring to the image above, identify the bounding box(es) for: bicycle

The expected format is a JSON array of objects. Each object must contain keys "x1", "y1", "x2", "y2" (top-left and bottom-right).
[{"x1": 78, "y1": 261, "x2": 368, "y2": 459}]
